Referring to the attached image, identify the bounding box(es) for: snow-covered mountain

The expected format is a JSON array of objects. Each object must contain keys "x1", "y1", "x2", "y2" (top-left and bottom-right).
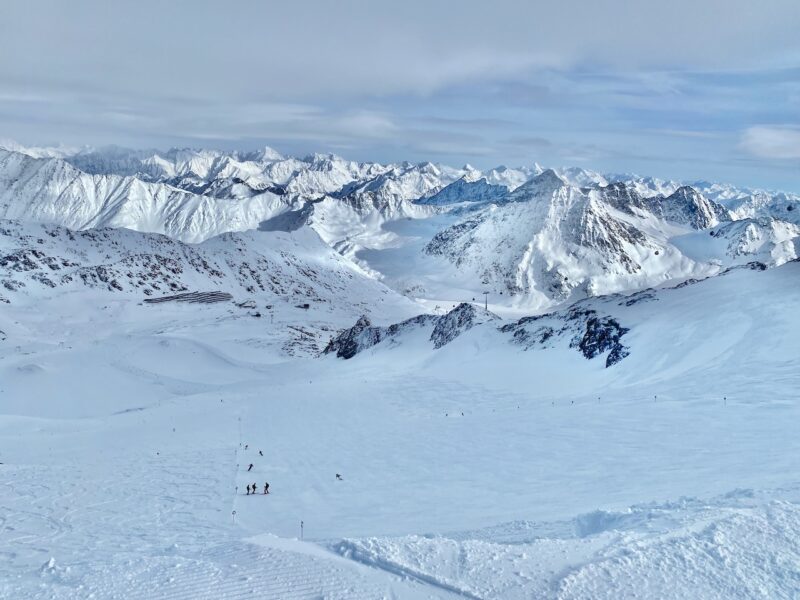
[
  {"x1": 3, "y1": 139, "x2": 800, "y2": 600},
  {"x1": 416, "y1": 176, "x2": 508, "y2": 206},
  {"x1": 0, "y1": 148, "x2": 295, "y2": 243},
  {"x1": 422, "y1": 171, "x2": 796, "y2": 308},
  {"x1": 0, "y1": 218, "x2": 420, "y2": 357},
  {"x1": 0, "y1": 141, "x2": 797, "y2": 311},
  {"x1": 324, "y1": 256, "x2": 796, "y2": 373}
]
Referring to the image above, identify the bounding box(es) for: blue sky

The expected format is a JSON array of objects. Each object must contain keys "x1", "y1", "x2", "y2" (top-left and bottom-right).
[{"x1": 1, "y1": 0, "x2": 799, "y2": 190}]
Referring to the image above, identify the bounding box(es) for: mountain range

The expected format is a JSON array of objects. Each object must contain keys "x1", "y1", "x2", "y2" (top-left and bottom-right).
[{"x1": 0, "y1": 141, "x2": 797, "y2": 313}]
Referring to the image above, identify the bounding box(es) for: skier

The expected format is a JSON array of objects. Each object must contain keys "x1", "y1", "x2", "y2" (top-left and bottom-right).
[
  {"x1": 263, "y1": 482, "x2": 269, "y2": 494},
  {"x1": 253, "y1": 482, "x2": 257, "y2": 495},
  {"x1": 335, "y1": 473, "x2": 343, "y2": 481},
  {"x1": 259, "y1": 450, "x2": 263, "y2": 456},
  {"x1": 245, "y1": 444, "x2": 248, "y2": 450},
  {"x1": 247, "y1": 463, "x2": 253, "y2": 472},
  {"x1": 246, "y1": 484, "x2": 251, "y2": 495}
]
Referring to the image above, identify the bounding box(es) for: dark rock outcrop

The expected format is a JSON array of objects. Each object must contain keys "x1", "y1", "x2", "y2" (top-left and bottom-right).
[
  {"x1": 324, "y1": 314, "x2": 437, "y2": 359},
  {"x1": 324, "y1": 315, "x2": 383, "y2": 359},
  {"x1": 501, "y1": 306, "x2": 631, "y2": 368},
  {"x1": 572, "y1": 313, "x2": 630, "y2": 367},
  {"x1": 327, "y1": 301, "x2": 629, "y2": 367},
  {"x1": 417, "y1": 177, "x2": 507, "y2": 206},
  {"x1": 325, "y1": 303, "x2": 498, "y2": 358},
  {"x1": 430, "y1": 303, "x2": 499, "y2": 349}
]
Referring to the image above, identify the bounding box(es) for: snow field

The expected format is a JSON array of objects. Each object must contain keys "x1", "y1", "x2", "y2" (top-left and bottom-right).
[{"x1": 0, "y1": 262, "x2": 798, "y2": 598}]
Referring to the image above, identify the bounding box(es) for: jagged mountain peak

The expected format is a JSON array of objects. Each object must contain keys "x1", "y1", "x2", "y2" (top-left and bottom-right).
[
  {"x1": 416, "y1": 176, "x2": 507, "y2": 206},
  {"x1": 0, "y1": 140, "x2": 797, "y2": 311},
  {"x1": 503, "y1": 168, "x2": 566, "y2": 203},
  {"x1": 303, "y1": 152, "x2": 348, "y2": 165},
  {"x1": 242, "y1": 146, "x2": 284, "y2": 163},
  {"x1": 659, "y1": 185, "x2": 728, "y2": 229},
  {"x1": 556, "y1": 166, "x2": 608, "y2": 188}
]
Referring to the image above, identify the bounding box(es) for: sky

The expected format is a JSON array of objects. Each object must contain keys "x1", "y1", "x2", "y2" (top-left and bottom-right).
[{"x1": 1, "y1": 0, "x2": 799, "y2": 190}]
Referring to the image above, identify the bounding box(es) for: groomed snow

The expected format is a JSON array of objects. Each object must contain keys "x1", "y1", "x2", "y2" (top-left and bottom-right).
[{"x1": 1, "y1": 260, "x2": 798, "y2": 598}]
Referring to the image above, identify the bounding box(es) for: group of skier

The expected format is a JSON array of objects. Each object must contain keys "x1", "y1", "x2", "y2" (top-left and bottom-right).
[
  {"x1": 243, "y1": 443, "x2": 269, "y2": 496},
  {"x1": 246, "y1": 482, "x2": 269, "y2": 495},
  {"x1": 240, "y1": 443, "x2": 344, "y2": 496}
]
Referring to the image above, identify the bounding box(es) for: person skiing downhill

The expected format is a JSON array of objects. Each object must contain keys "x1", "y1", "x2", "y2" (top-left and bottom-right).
[
  {"x1": 247, "y1": 463, "x2": 253, "y2": 472},
  {"x1": 253, "y1": 482, "x2": 257, "y2": 495},
  {"x1": 264, "y1": 482, "x2": 269, "y2": 494},
  {"x1": 246, "y1": 484, "x2": 251, "y2": 495}
]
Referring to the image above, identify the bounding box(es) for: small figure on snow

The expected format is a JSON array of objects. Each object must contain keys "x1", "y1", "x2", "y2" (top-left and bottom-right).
[
  {"x1": 246, "y1": 484, "x2": 251, "y2": 495},
  {"x1": 247, "y1": 463, "x2": 253, "y2": 472},
  {"x1": 245, "y1": 444, "x2": 248, "y2": 450},
  {"x1": 335, "y1": 473, "x2": 343, "y2": 481},
  {"x1": 252, "y1": 482, "x2": 257, "y2": 495},
  {"x1": 259, "y1": 450, "x2": 263, "y2": 456},
  {"x1": 264, "y1": 482, "x2": 269, "y2": 494}
]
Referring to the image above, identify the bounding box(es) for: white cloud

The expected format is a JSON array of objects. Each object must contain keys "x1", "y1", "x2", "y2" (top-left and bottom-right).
[
  {"x1": 740, "y1": 126, "x2": 800, "y2": 159},
  {"x1": 1, "y1": 1, "x2": 799, "y2": 190},
  {"x1": 2, "y1": 1, "x2": 799, "y2": 102}
]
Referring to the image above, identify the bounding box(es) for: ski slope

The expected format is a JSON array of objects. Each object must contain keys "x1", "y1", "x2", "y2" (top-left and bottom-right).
[{"x1": 1, "y1": 260, "x2": 799, "y2": 598}]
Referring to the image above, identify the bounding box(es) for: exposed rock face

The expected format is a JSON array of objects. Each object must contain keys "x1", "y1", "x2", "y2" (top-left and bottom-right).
[
  {"x1": 325, "y1": 303, "x2": 498, "y2": 358},
  {"x1": 500, "y1": 169, "x2": 566, "y2": 203},
  {"x1": 654, "y1": 186, "x2": 729, "y2": 229},
  {"x1": 601, "y1": 184, "x2": 729, "y2": 230},
  {"x1": 573, "y1": 312, "x2": 630, "y2": 367},
  {"x1": 417, "y1": 177, "x2": 507, "y2": 206},
  {"x1": 721, "y1": 261, "x2": 768, "y2": 274},
  {"x1": 430, "y1": 303, "x2": 499, "y2": 349},
  {"x1": 500, "y1": 307, "x2": 630, "y2": 368},
  {"x1": 323, "y1": 316, "x2": 382, "y2": 359},
  {"x1": 327, "y1": 301, "x2": 628, "y2": 367},
  {"x1": 323, "y1": 314, "x2": 437, "y2": 359}
]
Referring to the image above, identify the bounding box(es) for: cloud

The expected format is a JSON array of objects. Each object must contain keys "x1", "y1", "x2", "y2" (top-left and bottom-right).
[
  {"x1": 1, "y1": 1, "x2": 800, "y2": 191},
  {"x1": 740, "y1": 126, "x2": 800, "y2": 159},
  {"x1": 2, "y1": 1, "x2": 800, "y2": 103}
]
